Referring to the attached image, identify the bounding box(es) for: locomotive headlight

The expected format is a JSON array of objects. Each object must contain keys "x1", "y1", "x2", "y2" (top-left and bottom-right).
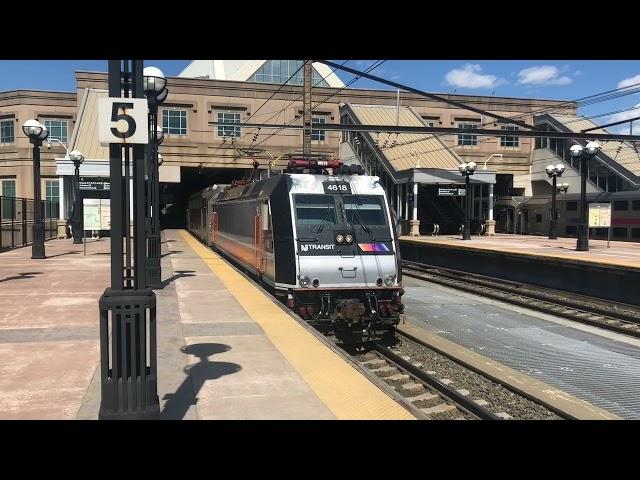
[
  {"x1": 335, "y1": 234, "x2": 345, "y2": 244},
  {"x1": 345, "y1": 234, "x2": 353, "y2": 244},
  {"x1": 384, "y1": 274, "x2": 396, "y2": 286},
  {"x1": 299, "y1": 276, "x2": 311, "y2": 288}
]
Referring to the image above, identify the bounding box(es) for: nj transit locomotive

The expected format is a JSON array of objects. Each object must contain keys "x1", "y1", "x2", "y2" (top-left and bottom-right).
[{"x1": 187, "y1": 160, "x2": 404, "y2": 342}]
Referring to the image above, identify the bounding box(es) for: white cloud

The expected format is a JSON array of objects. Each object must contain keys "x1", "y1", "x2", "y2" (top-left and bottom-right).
[
  {"x1": 617, "y1": 74, "x2": 640, "y2": 89},
  {"x1": 444, "y1": 64, "x2": 500, "y2": 89},
  {"x1": 517, "y1": 65, "x2": 573, "y2": 86}
]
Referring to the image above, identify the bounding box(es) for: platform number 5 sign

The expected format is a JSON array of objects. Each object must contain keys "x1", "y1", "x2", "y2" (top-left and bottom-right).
[{"x1": 99, "y1": 98, "x2": 149, "y2": 145}]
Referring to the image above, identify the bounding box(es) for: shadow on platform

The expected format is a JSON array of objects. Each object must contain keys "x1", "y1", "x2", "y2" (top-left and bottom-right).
[
  {"x1": 0, "y1": 272, "x2": 43, "y2": 283},
  {"x1": 160, "y1": 270, "x2": 196, "y2": 289},
  {"x1": 161, "y1": 343, "x2": 241, "y2": 420}
]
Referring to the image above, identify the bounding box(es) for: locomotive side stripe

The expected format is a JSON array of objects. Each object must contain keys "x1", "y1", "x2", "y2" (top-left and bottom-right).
[{"x1": 180, "y1": 229, "x2": 414, "y2": 420}]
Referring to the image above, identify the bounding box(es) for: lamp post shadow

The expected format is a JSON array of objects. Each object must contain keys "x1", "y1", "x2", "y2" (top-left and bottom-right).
[{"x1": 161, "y1": 343, "x2": 242, "y2": 420}]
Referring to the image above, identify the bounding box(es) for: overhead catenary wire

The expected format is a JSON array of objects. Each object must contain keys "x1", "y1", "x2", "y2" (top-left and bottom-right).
[{"x1": 252, "y1": 60, "x2": 387, "y2": 151}]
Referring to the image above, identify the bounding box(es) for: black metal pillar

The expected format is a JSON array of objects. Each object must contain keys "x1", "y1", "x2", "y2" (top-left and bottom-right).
[
  {"x1": 72, "y1": 163, "x2": 83, "y2": 244},
  {"x1": 31, "y1": 143, "x2": 45, "y2": 259},
  {"x1": 99, "y1": 59, "x2": 159, "y2": 420},
  {"x1": 576, "y1": 155, "x2": 589, "y2": 251},
  {"x1": 463, "y1": 175, "x2": 471, "y2": 240},
  {"x1": 145, "y1": 99, "x2": 161, "y2": 288},
  {"x1": 549, "y1": 175, "x2": 558, "y2": 240}
]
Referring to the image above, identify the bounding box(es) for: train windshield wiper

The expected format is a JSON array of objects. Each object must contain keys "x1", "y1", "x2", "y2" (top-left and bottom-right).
[
  {"x1": 316, "y1": 203, "x2": 335, "y2": 235},
  {"x1": 345, "y1": 201, "x2": 374, "y2": 240}
]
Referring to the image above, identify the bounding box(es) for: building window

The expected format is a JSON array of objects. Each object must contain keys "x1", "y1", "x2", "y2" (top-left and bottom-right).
[
  {"x1": 162, "y1": 109, "x2": 188, "y2": 135},
  {"x1": 536, "y1": 213, "x2": 542, "y2": 223},
  {"x1": 44, "y1": 119, "x2": 68, "y2": 143},
  {"x1": 566, "y1": 201, "x2": 578, "y2": 211},
  {"x1": 1, "y1": 119, "x2": 14, "y2": 144},
  {"x1": 45, "y1": 180, "x2": 59, "y2": 218},
  {"x1": 250, "y1": 60, "x2": 329, "y2": 87},
  {"x1": 633, "y1": 200, "x2": 640, "y2": 210},
  {"x1": 311, "y1": 116, "x2": 326, "y2": 141},
  {"x1": 217, "y1": 111, "x2": 241, "y2": 138},
  {"x1": 1, "y1": 179, "x2": 16, "y2": 220},
  {"x1": 632, "y1": 228, "x2": 640, "y2": 239},
  {"x1": 565, "y1": 225, "x2": 577, "y2": 236},
  {"x1": 613, "y1": 200, "x2": 629, "y2": 211},
  {"x1": 500, "y1": 125, "x2": 519, "y2": 147},
  {"x1": 457, "y1": 122, "x2": 478, "y2": 146}
]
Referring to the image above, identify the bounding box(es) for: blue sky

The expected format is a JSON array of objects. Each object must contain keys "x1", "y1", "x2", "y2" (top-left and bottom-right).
[{"x1": 1, "y1": 59, "x2": 639, "y2": 132}]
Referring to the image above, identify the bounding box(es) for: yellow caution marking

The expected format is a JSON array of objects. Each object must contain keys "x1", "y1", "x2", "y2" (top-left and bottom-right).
[{"x1": 180, "y1": 230, "x2": 414, "y2": 420}]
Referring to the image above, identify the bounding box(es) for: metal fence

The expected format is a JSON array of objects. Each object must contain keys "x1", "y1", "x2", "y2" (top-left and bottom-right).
[{"x1": 0, "y1": 196, "x2": 59, "y2": 251}]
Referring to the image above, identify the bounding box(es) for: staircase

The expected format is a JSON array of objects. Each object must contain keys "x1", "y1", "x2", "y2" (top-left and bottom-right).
[{"x1": 421, "y1": 188, "x2": 465, "y2": 234}]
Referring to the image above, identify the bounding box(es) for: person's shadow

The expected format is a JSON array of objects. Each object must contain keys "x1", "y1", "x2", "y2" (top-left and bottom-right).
[{"x1": 161, "y1": 343, "x2": 241, "y2": 420}]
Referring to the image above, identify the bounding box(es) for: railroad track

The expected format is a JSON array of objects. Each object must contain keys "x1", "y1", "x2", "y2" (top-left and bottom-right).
[
  {"x1": 356, "y1": 344, "x2": 501, "y2": 420},
  {"x1": 402, "y1": 260, "x2": 640, "y2": 338}
]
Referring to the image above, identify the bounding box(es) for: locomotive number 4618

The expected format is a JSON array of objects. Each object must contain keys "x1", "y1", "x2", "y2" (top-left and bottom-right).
[{"x1": 323, "y1": 181, "x2": 352, "y2": 194}]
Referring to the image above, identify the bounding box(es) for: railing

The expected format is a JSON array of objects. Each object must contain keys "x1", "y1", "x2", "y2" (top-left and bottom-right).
[{"x1": 0, "y1": 196, "x2": 59, "y2": 252}]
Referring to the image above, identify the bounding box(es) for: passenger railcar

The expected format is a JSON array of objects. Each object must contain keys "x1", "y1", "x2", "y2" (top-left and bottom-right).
[
  {"x1": 496, "y1": 190, "x2": 640, "y2": 241},
  {"x1": 188, "y1": 165, "x2": 404, "y2": 343}
]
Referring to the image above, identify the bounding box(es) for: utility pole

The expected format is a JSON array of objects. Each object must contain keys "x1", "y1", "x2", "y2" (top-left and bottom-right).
[{"x1": 303, "y1": 60, "x2": 312, "y2": 158}]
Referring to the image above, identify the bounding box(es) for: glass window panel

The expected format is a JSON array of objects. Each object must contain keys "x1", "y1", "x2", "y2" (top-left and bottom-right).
[
  {"x1": 44, "y1": 120, "x2": 68, "y2": 143},
  {"x1": 217, "y1": 111, "x2": 241, "y2": 137},
  {"x1": 162, "y1": 110, "x2": 187, "y2": 135},
  {"x1": 311, "y1": 116, "x2": 326, "y2": 141},
  {"x1": 294, "y1": 194, "x2": 337, "y2": 225},
  {"x1": 343, "y1": 195, "x2": 387, "y2": 225},
  {"x1": 457, "y1": 122, "x2": 478, "y2": 146},
  {"x1": 0, "y1": 119, "x2": 14, "y2": 143},
  {"x1": 500, "y1": 125, "x2": 519, "y2": 147}
]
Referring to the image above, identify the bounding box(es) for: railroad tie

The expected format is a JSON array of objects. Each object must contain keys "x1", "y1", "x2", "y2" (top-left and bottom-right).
[{"x1": 420, "y1": 403, "x2": 457, "y2": 415}]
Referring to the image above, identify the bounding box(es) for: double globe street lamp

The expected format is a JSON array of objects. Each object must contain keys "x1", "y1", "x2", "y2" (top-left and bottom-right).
[
  {"x1": 143, "y1": 67, "x2": 168, "y2": 288},
  {"x1": 545, "y1": 163, "x2": 565, "y2": 240},
  {"x1": 570, "y1": 141, "x2": 601, "y2": 252},
  {"x1": 69, "y1": 149, "x2": 85, "y2": 244},
  {"x1": 22, "y1": 120, "x2": 49, "y2": 259},
  {"x1": 459, "y1": 161, "x2": 477, "y2": 241}
]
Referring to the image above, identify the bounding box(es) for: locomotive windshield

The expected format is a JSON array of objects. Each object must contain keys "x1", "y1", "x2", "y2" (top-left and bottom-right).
[
  {"x1": 343, "y1": 195, "x2": 387, "y2": 226},
  {"x1": 294, "y1": 194, "x2": 337, "y2": 225}
]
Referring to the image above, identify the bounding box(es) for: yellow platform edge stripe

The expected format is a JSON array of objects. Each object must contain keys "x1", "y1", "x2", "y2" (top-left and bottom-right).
[{"x1": 179, "y1": 230, "x2": 414, "y2": 420}]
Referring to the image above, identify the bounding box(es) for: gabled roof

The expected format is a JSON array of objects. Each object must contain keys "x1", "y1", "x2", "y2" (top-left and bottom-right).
[
  {"x1": 541, "y1": 113, "x2": 640, "y2": 182},
  {"x1": 346, "y1": 104, "x2": 462, "y2": 173},
  {"x1": 178, "y1": 60, "x2": 344, "y2": 88}
]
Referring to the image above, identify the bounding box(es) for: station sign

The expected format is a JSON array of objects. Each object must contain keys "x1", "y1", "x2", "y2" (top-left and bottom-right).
[
  {"x1": 98, "y1": 97, "x2": 149, "y2": 145},
  {"x1": 79, "y1": 180, "x2": 110, "y2": 191},
  {"x1": 588, "y1": 203, "x2": 611, "y2": 228},
  {"x1": 438, "y1": 188, "x2": 466, "y2": 196}
]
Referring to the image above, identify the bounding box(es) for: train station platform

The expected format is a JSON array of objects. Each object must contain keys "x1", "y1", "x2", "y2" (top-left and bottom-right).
[
  {"x1": 0, "y1": 231, "x2": 414, "y2": 420},
  {"x1": 400, "y1": 234, "x2": 640, "y2": 306},
  {"x1": 400, "y1": 234, "x2": 640, "y2": 270}
]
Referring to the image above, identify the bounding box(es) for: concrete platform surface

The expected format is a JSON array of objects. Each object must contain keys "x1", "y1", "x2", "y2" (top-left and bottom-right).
[
  {"x1": 400, "y1": 234, "x2": 640, "y2": 270},
  {"x1": 0, "y1": 231, "x2": 413, "y2": 420},
  {"x1": 0, "y1": 238, "x2": 109, "y2": 419}
]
